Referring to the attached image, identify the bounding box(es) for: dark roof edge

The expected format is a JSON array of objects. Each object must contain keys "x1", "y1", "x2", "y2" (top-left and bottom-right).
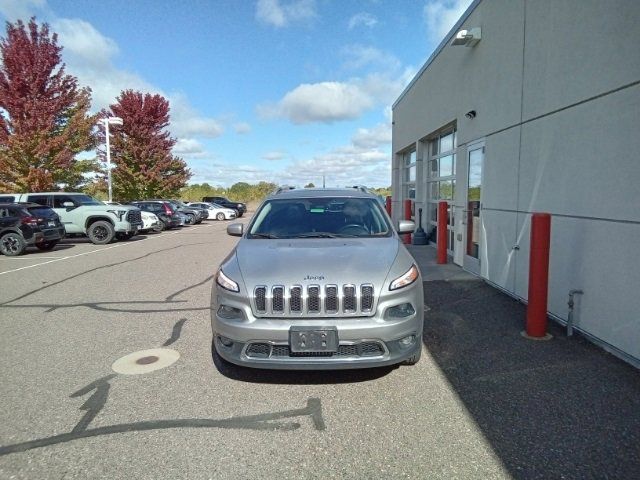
[{"x1": 392, "y1": 0, "x2": 483, "y2": 109}]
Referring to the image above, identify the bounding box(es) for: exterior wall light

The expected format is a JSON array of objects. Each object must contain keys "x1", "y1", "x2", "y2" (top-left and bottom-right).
[
  {"x1": 451, "y1": 27, "x2": 482, "y2": 47},
  {"x1": 465, "y1": 110, "x2": 477, "y2": 119}
]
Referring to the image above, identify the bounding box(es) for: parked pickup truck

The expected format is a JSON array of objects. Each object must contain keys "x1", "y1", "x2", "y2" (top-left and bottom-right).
[
  {"x1": 201, "y1": 196, "x2": 246, "y2": 217},
  {"x1": 0, "y1": 192, "x2": 142, "y2": 244}
]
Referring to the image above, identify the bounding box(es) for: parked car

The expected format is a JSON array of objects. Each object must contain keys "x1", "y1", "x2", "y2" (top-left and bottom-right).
[
  {"x1": 202, "y1": 196, "x2": 246, "y2": 217},
  {"x1": 0, "y1": 192, "x2": 142, "y2": 244},
  {"x1": 167, "y1": 200, "x2": 207, "y2": 224},
  {"x1": 187, "y1": 202, "x2": 236, "y2": 221},
  {"x1": 128, "y1": 201, "x2": 181, "y2": 230},
  {"x1": 139, "y1": 211, "x2": 162, "y2": 233},
  {"x1": 0, "y1": 202, "x2": 66, "y2": 256},
  {"x1": 211, "y1": 187, "x2": 422, "y2": 370}
]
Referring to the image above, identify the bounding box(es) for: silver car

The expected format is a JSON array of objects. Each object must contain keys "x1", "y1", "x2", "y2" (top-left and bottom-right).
[{"x1": 211, "y1": 188, "x2": 423, "y2": 370}]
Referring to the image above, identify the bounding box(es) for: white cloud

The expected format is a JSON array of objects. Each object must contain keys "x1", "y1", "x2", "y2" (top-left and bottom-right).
[
  {"x1": 423, "y1": 0, "x2": 474, "y2": 44},
  {"x1": 233, "y1": 122, "x2": 252, "y2": 134},
  {"x1": 341, "y1": 45, "x2": 400, "y2": 71},
  {"x1": 351, "y1": 123, "x2": 391, "y2": 149},
  {"x1": 348, "y1": 12, "x2": 378, "y2": 30},
  {"x1": 0, "y1": 0, "x2": 47, "y2": 21},
  {"x1": 169, "y1": 93, "x2": 224, "y2": 139},
  {"x1": 173, "y1": 138, "x2": 206, "y2": 157},
  {"x1": 50, "y1": 18, "x2": 224, "y2": 142},
  {"x1": 258, "y1": 70, "x2": 413, "y2": 125},
  {"x1": 255, "y1": 0, "x2": 316, "y2": 28},
  {"x1": 262, "y1": 151, "x2": 286, "y2": 161}
]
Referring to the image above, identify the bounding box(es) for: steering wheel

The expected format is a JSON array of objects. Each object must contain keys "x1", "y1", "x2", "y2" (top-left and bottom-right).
[{"x1": 338, "y1": 223, "x2": 369, "y2": 235}]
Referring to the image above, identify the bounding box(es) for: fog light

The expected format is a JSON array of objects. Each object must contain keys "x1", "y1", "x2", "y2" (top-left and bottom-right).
[
  {"x1": 218, "y1": 336, "x2": 233, "y2": 347},
  {"x1": 218, "y1": 305, "x2": 243, "y2": 319},
  {"x1": 387, "y1": 303, "x2": 416, "y2": 319},
  {"x1": 399, "y1": 335, "x2": 416, "y2": 347}
]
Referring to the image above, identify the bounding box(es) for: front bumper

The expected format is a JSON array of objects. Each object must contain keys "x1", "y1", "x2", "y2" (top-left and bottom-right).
[{"x1": 211, "y1": 283, "x2": 423, "y2": 370}]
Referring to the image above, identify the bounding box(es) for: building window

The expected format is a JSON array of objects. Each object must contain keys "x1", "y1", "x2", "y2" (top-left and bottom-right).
[
  {"x1": 403, "y1": 149, "x2": 416, "y2": 218},
  {"x1": 427, "y1": 129, "x2": 456, "y2": 252}
]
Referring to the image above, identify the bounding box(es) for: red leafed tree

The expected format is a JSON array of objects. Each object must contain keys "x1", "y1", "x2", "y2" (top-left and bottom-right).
[
  {"x1": 0, "y1": 18, "x2": 98, "y2": 192},
  {"x1": 100, "y1": 90, "x2": 191, "y2": 200}
]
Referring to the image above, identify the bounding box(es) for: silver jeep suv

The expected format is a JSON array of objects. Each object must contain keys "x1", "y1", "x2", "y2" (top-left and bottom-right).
[{"x1": 211, "y1": 188, "x2": 423, "y2": 370}]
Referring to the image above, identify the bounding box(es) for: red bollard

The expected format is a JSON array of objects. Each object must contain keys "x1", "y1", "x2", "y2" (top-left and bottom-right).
[
  {"x1": 403, "y1": 199, "x2": 412, "y2": 244},
  {"x1": 437, "y1": 201, "x2": 448, "y2": 264},
  {"x1": 526, "y1": 213, "x2": 552, "y2": 338},
  {"x1": 385, "y1": 196, "x2": 392, "y2": 216}
]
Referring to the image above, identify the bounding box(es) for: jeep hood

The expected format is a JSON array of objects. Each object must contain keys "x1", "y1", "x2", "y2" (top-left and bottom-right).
[{"x1": 235, "y1": 237, "x2": 399, "y2": 288}]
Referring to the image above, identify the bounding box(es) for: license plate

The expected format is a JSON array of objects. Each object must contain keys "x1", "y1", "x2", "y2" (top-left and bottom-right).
[
  {"x1": 289, "y1": 327, "x2": 338, "y2": 353},
  {"x1": 48, "y1": 221, "x2": 56, "y2": 227}
]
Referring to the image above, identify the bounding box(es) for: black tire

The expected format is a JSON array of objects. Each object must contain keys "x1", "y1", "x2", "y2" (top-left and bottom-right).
[
  {"x1": 216, "y1": 212, "x2": 225, "y2": 221},
  {"x1": 237, "y1": 210, "x2": 243, "y2": 218},
  {"x1": 115, "y1": 232, "x2": 136, "y2": 241},
  {"x1": 402, "y1": 347, "x2": 422, "y2": 366},
  {"x1": 157, "y1": 220, "x2": 167, "y2": 231},
  {"x1": 185, "y1": 213, "x2": 196, "y2": 225},
  {"x1": 152, "y1": 223, "x2": 163, "y2": 233},
  {"x1": 87, "y1": 220, "x2": 115, "y2": 245},
  {"x1": 35, "y1": 240, "x2": 59, "y2": 251},
  {"x1": 0, "y1": 232, "x2": 26, "y2": 256}
]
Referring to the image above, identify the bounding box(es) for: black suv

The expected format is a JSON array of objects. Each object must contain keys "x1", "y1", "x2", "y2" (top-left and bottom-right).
[
  {"x1": 0, "y1": 203, "x2": 65, "y2": 256},
  {"x1": 128, "y1": 201, "x2": 181, "y2": 230},
  {"x1": 202, "y1": 196, "x2": 246, "y2": 217}
]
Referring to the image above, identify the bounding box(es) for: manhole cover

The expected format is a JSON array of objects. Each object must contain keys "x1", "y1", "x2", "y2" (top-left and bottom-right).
[
  {"x1": 136, "y1": 355, "x2": 159, "y2": 365},
  {"x1": 112, "y1": 348, "x2": 180, "y2": 375}
]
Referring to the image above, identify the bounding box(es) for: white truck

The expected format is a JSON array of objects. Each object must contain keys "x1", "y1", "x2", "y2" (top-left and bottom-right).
[{"x1": 0, "y1": 192, "x2": 142, "y2": 244}]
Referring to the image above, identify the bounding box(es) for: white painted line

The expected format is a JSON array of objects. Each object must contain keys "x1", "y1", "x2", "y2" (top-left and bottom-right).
[
  {"x1": 0, "y1": 224, "x2": 215, "y2": 276},
  {"x1": 2, "y1": 256, "x2": 64, "y2": 260}
]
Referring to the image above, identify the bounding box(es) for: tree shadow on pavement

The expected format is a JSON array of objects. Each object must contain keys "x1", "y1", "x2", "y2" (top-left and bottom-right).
[{"x1": 422, "y1": 279, "x2": 640, "y2": 479}]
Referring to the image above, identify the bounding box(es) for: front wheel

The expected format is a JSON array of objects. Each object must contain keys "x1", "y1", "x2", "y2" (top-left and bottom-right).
[
  {"x1": 216, "y1": 212, "x2": 225, "y2": 221},
  {"x1": 185, "y1": 213, "x2": 196, "y2": 225},
  {"x1": 87, "y1": 220, "x2": 115, "y2": 245},
  {"x1": 36, "y1": 240, "x2": 59, "y2": 251},
  {"x1": 0, "y1": 232, "x2": 26, "y2": 256}
]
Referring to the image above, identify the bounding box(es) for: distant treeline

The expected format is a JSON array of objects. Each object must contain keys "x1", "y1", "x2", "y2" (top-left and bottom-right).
[{"x1": 179, "y1": 182, "x2": 391, "y2": 204}]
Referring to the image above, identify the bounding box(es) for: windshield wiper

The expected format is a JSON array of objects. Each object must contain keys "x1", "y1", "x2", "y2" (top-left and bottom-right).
[
  {"x1": 294, "y1": 232, "x2": 340, "y2": 238},
  {"x1": 250, "y1": 233, "x2": 280, "y2": 239}
]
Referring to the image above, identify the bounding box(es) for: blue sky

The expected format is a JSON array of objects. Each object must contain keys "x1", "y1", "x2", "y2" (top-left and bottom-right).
[{"x1": 0, "y1": 0, "x2": 473, "y2": 187}]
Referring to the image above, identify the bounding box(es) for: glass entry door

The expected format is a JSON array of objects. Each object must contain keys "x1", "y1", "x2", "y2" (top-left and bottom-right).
[{"x1": 463, "y1": 143, "x2": 484, "y2": 274}]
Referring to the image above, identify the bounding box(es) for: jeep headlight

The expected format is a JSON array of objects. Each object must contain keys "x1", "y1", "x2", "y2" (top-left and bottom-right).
[
  {"x1": 389, "y1": 264, "x2": 419, "y2": 291},
  {"x1": 216, "y1": 269, "x2": 240, "y2": 293}
]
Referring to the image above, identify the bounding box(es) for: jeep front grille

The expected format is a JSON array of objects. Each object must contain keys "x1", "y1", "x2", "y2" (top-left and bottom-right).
[{"x1": 251, "y1": 284, "x2": 375, "y2": 317}]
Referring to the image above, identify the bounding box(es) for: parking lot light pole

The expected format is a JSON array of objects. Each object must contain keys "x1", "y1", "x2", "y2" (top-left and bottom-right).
[{"x1": 103, "y1": 117, "x2": 123, "y2": 202}]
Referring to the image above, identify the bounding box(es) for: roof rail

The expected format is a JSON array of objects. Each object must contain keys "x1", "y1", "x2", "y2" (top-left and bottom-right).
[
  {"x1": 273, "y1": 185, "x2": 296, "y2": 195},
  {"x1": 351, "y1": 185, "x2": 370, "y2": 193}
]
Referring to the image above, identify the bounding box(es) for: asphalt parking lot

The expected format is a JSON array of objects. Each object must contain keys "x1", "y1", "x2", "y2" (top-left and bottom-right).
[{"x1": 1, "y1": 221, "x2": 638, "y2": 479}]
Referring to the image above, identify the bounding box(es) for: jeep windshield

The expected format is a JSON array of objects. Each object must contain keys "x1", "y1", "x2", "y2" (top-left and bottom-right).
[{"x1": 247, "y1": 197, "x2": 391, "y2": 238}]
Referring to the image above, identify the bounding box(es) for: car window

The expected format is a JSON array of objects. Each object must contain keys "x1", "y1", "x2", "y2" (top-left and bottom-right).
[
  {"x1": 53, "y1": 195, "x2": 78, "y2": 208},
  {"x1": 69, "y1": 194, "x2": 102, "y2": 205},
  {"x1": 26, "y1": 206, "x2": 58, "y2": 218},
  {"x1": 26, "y1": 195, "x2": 50, "y2": 206},
  {"x1": 248, "y1": 197, "x2": 391, "y2": 238},
  {"x1": 0, "y1": 207, "x2": 11, "y2": 218},
  {"x1": 0, "y1": 196, "x2": 15, "y2": 203}
]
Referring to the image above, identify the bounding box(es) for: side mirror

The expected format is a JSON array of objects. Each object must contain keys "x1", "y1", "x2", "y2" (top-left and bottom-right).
[
  {"x1": 397, "y1": 220, "x2": 416, "y2": 234},
  {"x1": 62, "y1": 201, "x2": 75, "y2": 209},
  {"x1": 227, "y1": 223, "x2": 244, "y2": 237}
]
